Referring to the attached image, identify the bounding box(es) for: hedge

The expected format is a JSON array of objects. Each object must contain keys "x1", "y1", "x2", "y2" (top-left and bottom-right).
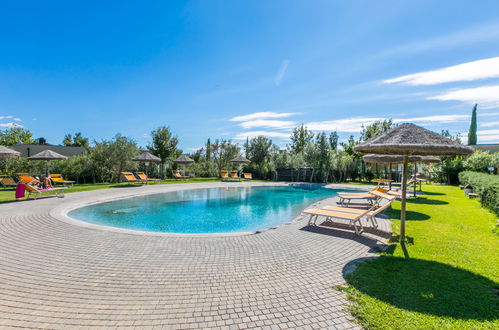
[{"x1": 459, "y1": 171, "x2": 499, "y2": 216}]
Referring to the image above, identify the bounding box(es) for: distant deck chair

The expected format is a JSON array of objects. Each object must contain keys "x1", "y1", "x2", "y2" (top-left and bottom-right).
[
  {"x1": 120, "y1": 172, "x2": 145, "y2": 185},
  {"x1": 23, "y1": 183, "x2": 67, "y2": 200},
  {"x1": 243, "y1": 173, "x2": 252, "y2": 180},
  {"x1": 49, "y1": 174, "x2": 75, "y2": 186},
  {"x1": 230, "y1": 170, "x2": 240, "y2": 181},
  {"x1": 0, "y1": 175, "x2": 17, "y2": 189},
  {"x1": 220, "y1": 170, "x2": 229, "y2": 181},
  {"x1": 173, "y1": 171, "x2": 189, "y2": 180},
  {"x1": 135, "y1": 172, "x2": 160, "y2": 184}
]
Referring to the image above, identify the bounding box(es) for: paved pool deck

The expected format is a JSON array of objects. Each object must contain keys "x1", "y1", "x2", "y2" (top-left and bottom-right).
[{"x1": 0, "y1": 182, "x2": 391, "y2": 329}]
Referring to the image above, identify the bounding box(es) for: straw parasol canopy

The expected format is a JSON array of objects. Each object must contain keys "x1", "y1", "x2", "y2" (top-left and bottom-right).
[
  {"x1": 354, "y1": 123, "x2": 473, "y2": 156},
  {"x1": 173, "y1": 155, "x2": 195, "y2": 164},
  {"x1": 230, "y1": 156, "x2": 251, "y2": 164},
  {"x1": 173, "y1": 155, "x2": 195, "y2": 176},
  {"x1": 354, "y1": 123, "x2": 473, "y2": 249},
  {"x1": 28, "y1": 149, "x2": 68, "y2": 177},
  {"x1": 0, "y1": 145, "x2": 21, "y2": 159},
  {"x1": 132, "y1": 151, "x2": 161, "y2": 163},
  {"x1": 28, "y1": 149, "x2": 67, "y2": 161}
]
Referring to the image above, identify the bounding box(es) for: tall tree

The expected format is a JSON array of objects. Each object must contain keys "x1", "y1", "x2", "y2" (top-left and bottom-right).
[
  {"x1": 0, "y1": 127, "x2": 35, "y2": 145},
  {"x1": 468, "y1": 104, "x2": 478, "y2": 145},
  {"x1": 63, "y1": 132, "x2": 89, "y2": 149},
  {"x1": 360, "y1": 119, "x2": 394, "y2": 142},
  {"x1": 289, "y1": 124, "x2": 314, "y2": 154},
  {"x1": 211, "y1": 139, "x2": 240, "y2": 173},
  {"x1": 148, "y1": 126, "x2": 181, "y2": 178},
  {"x1": 247, "y1": 136, "x2": 274, "y2": 174},
  {"x1": 329, "y1": 131, "x2": 339, "y2": 150}
]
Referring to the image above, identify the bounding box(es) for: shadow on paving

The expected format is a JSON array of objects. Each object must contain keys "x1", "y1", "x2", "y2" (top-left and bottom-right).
[
  {"x1": 343, "y1": 256, "x2": 499, "y2": 321},
  {"x1": 300, "y1": 224, "x2": 390, "y2": 251}
]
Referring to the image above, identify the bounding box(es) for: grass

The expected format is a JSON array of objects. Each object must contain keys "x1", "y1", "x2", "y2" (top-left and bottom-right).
[
  {"x1": 0, "y1": 177, "x2": 227, "y2": 203},
  {"x1": 340, "y1": 184, "x2": 499, "y2": 329}
]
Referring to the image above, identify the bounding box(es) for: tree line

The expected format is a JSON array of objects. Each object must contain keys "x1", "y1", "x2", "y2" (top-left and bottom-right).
[{"x1": 1, "y1": 117, "x2": 497, "y2": 184}]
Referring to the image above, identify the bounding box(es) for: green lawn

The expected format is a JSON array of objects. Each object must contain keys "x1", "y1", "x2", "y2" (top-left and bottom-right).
[
  {"x1": 340, "y1": 184, "x2": 499, "y2": 329},
  {"x1": 0, "y1": 177, "x2": 225, "y2": 203}
]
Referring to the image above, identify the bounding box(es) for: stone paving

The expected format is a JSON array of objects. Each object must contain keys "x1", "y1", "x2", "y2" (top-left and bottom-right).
[{"x1": 0, "y1": 182, "x2": 390, "y2": 329}]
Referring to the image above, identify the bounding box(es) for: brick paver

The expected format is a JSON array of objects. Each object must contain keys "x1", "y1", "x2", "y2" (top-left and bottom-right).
[{"x1": 0, "y1": 182, "x2": 390, "y2": 329}]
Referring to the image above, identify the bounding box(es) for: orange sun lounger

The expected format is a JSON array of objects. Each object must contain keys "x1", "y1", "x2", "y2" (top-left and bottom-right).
[
  {"x1": 135, "y1": 172, "x2": 160, "y2": 184},
  {"x1": 49, "y1": 174, "x2": 75, "y2": 186}
]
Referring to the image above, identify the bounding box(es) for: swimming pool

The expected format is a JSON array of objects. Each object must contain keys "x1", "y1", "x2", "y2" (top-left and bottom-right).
[{"x1": 68, "y1": 185, "x2": 348, "y2": 234}]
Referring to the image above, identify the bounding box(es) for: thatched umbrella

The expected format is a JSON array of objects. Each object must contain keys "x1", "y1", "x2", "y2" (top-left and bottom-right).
[
  {"x1": 173, "y1": 155, "x2": 195, "y2": 176},
  {"x1": 28, "y1": 149, "x2": 68, "y2": 177},
  {"x1": 132, "y1": 151, "x2": 161, "y2": 177},
  {"x1": 0, "y1": 146, "x2": 21, "y2": 177},
  {"x1": 354, "y1": 123, "x2": 473, "y2": 247},
  {"x1": 230, "y1": 156, "x2": 251, "y2": 177},
  {"x1": 363, "y1": 154, "x2": 440, "y2": 194},
  {"x1": 0, "y1": 146, "x2": 21, "y2": 159}
]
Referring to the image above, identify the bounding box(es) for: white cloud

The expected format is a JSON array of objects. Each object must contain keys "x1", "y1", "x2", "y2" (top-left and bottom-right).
[
  {"x1": 230, "y1": 111, "x2": 297, "y2": 122},
  {"x1": 0, "y1": 115, "x2": 13, "y2": 120},
  {"x1": 477, "y1": 129, "x2": 499, "y2": 142},
  {"x1": 239, "y1": 119, "x2": 296, "y2": 130},
  {"x1": 429, "y1": 85, "x2": 499, "y2": 108},
  {"x1": 274, "y1": 60, "x2": 290, "y2": 86},
  {"x1": 305, "y1": 117, "x2": 384, "y2": 132},
  {"x1": 384, "y1": 56, "x2": 499, "y2": 85},
  {"x1": 234, "y1": 130, "x2": 290, "y2": 140},
  {"x1": 481, "y1": 121, "x2": 499, "y2": 127},
  {"x1": 0, "y1": 122, "x2": 22, "y2": 128},
  {"x1": 394, "y1": 114, "x2": 470, "y2": 123}
]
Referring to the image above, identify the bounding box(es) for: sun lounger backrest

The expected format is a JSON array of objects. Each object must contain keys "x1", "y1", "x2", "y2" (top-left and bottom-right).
[
  {"x1": 370, "y1": 190, "x2": 396, "y2": 201},
  {"x1": 135, "y1": 172, "x2": 147, "y2": 180},
  {"x1": 0, "y1": 176, "x2": 16, "y2": 185},
  {"x1": 19, "y1": 176, "x2": 37, "y2": 184}
]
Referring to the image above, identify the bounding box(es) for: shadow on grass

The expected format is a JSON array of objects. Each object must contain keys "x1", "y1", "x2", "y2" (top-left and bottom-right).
[
  {"x1": 407, "y1": 197, "x2": 448, "y2": 205},
  {"x1": 421, "y1": 191, "x2": 446, "y2": 196},
  {"x1": 386, "y1": 208, "x2": 431, "y2": 221},
  {"x1": 344, "y1": 256, "x2": 499, "y2": 321}
]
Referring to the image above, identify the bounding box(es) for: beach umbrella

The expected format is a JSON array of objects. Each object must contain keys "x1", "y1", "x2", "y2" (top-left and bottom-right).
[
  {"x1": 0, "y1": 146, "x2": 21, "y2": 159},
  {"x1": 230, "y1": 156, "x2": 251, "y2": 176},
  {"x1": 133, "y1": 151, "x2": 161, "y2": 177},
  {"x1": 0, "y1": 146, "x2": 21, "y2": 176},
  {"x1": 28, "y1": 149, "x2": 68, "y2": 177},
  {"x1": 173, "y1": 155, "x2": 195, "y2": 176},
  {"x1": 132, "y1": 151, "x2": 161, "y2": 163},
  {"x1": 354, "y1": 123, "x2": 473, "y2": 248}
]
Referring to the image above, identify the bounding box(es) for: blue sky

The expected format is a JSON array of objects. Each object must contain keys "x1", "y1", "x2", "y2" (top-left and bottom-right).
[{"x1": 1, "y1": 0, "x2": 499, "y2": 150}]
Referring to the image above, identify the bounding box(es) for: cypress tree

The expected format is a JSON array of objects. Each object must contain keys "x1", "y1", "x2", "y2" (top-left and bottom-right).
[{"x1": 468, "y1": 104, "x2": 478, "y2": 145}]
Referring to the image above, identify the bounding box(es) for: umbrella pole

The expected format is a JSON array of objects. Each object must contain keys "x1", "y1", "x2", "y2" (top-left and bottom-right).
[
  {"x1": 389, "y1": 163, "x2": 392, "y2": 190},
  {"x1": 400, "y1": 153, "x2": 409, "y2": 250},
  {"x1": 413, "y1": 163, "x2": 417, "y2": 197}
]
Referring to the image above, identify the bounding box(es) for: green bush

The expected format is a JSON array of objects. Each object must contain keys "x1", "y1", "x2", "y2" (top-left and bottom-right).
[{"x1": 459, "y1": 171, "x2": 499, "y2": 215}]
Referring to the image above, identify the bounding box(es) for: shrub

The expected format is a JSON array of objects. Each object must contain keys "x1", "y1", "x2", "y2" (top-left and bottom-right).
[{"x1": 459, "y1": 171, "x2": 499, "y2": 215}]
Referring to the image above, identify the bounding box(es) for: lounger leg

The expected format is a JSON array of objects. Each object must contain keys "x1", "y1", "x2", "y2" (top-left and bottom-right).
[
  {"x1": 367, "y1": 215, "x2": 378, "y2": 228},
  {"x1": 351, "y1": 219, "x2": 364, "y2": 235}
]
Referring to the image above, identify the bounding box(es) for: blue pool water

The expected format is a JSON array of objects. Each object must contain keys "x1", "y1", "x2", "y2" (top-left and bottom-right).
[{"x1": 68, "y1": 185, "x2": 348, "y2": 234}]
